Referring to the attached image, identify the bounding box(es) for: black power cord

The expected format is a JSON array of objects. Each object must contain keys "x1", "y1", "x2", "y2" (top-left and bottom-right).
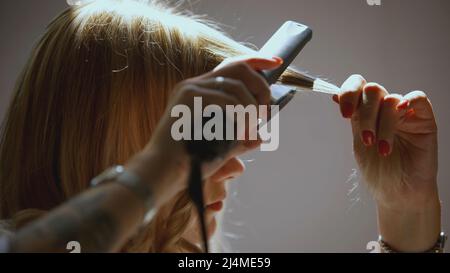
[
  {"x1": 187, "y1": 155, "x2": 209, "y2": 253},
  {"x1": 185, "y1": 114, "x2": 236, "y2": 253}
]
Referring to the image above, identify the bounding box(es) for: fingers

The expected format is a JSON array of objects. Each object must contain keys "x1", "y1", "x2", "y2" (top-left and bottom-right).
[
  {"x1": 333, "y1": 75, "x2": 435, "y2": 157},
  {"x1": 209, "y1": 57, "x2": 283, "y2": 106},
  {"x1": 172, "y1": 57, "x2": 278, "y2": 158},
  {"x1": 402, "y1": 90, "x2": 435, "y2": 120},
  {"x1": 246, "y1": 56, "x2": 283, "y2": 70},
  {"x1": 377, "y1": 94, "x2": 403, "y2": 156},
  {"x1": 357, "y1": 89, "x2": 436, "y2": 157},
  {"x1": 176, "y1": 83, "x2": 240, "y2": 109},
  {"x1": 359, "y1": 83, "x2": 389, "y2": 146},
  {"x1": 398, "y1": 90, "x2": 437, "y2": 135},
  {"x1": 195, "y1": 77, "x2": 257, "y2": 107},
  {"x1": 210, "y1": 62, "x2": 272, "y2": 105},
  {"x1": 214, "y1": 55, "x2": 282, "y2": 71},
  {"x1": 337, "y1": 74, "x2": 366, "y2": 118},
  {"x1": 174, "y1": 77, "x2": 263, "y2": 154},
  {"x1": 195, "y1": 77, "x2": 260, "y2": 141}
]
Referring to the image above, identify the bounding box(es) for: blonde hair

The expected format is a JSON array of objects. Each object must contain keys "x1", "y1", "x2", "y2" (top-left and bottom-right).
[{"x1": 0, "y1": 0, "x2": 305, "y2": 252}]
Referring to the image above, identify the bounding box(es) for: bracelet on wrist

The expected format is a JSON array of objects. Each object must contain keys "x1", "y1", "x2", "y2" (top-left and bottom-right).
[
  {"x1": 91, "y1": 165, "x2": 157, "y2": 224},
  {"x1": 378, "y1": 232, "x2": 446, "y2": 253}
]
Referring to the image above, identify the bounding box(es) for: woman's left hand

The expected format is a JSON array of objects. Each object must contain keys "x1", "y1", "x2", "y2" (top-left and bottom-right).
[{"x1": 333, "y1": 74, "x2": 441, "y2": 252}]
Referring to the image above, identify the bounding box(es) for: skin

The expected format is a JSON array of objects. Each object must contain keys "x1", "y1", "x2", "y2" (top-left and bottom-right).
[
  {"x1": 5, "y1": 59, "x2": 440, "y2": 253},
  {"x1": 7, "y1": 57, "x2": 280, "y2": 253},
  {"x1": 132, "y1": 55, "x2": 279, "y2": 247},
  {"x1": 181, "y1": 157, "x2": 245, "y2": 244},
  {"x1": 333, "y1": 75, "x2": 441, "y2": 252}
]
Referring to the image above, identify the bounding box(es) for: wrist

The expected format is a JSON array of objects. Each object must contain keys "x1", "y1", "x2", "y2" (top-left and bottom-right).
[
  {"x1": 377, "y1": 195, "x2": 441, "y2": 252},
  {"x1": 126, "y1": 146, "x2": 189, "y2": 207}
]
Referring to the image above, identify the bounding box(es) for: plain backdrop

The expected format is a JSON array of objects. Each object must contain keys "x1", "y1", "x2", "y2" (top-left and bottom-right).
[{"x1": 0, "y1": 0, "x2": 449, "y2": 252}]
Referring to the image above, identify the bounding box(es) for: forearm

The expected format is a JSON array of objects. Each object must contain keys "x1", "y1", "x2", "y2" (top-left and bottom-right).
[
  {"x1": 9, "y1": 183, "x2": 145, "y2": 253},
  {"x1": 7, "y1": 148, "x2": 187, "y2": 253},
  {"x1": 377, "y1": 197, "x2": 441, "y2": 252}
]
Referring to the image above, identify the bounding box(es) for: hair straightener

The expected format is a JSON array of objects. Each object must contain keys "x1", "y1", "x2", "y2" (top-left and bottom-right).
[{"x1": 186, "y1": 21, "x2": 338, "y2": 253}]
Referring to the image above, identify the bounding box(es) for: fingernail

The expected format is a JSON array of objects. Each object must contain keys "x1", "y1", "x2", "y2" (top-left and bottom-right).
[
  {"x1": 272, "y1": 56, "x2": 284, "y2": 64},
  {"x1": 378, "y1": 140, "x2": 390, "y2": 157},
  {"x1": 341, "y1": 102, "x2": 353, "y2": 118},
  {"x1": 362, "y1": 130, "x2": 375, "y2": 146},
  {"x1": 405, "y1": 109, "x2": 415, "y2": 118},
  {"x1": 397, "y1": 100, "x2": 409, "y2": 111},
  {"x1": 332, "y1": 95, "x2": 339, "y2": 104}
]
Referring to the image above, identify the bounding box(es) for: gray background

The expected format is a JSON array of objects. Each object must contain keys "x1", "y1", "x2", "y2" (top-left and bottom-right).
[{"x1": 0, "y1": 0, "x2": 449, "y2": 252}]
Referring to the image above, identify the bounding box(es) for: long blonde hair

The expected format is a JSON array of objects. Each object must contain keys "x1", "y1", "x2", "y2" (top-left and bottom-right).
[{"x1": 0, "y1": 0, "x2": 304, "y2": 252}]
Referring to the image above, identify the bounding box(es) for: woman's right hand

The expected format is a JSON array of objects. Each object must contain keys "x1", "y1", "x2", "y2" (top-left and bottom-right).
[{"x1": 127, "y1": 56, "x2": 283, "y2": 207}]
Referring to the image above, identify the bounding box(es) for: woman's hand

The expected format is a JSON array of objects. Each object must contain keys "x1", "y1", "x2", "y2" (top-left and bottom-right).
[
  {"x1": 127, "y1": 56, "x2": 282, "y2": 208},
  {"x1": 334, "y1": 74, "x2": 441, "y2": 252}
]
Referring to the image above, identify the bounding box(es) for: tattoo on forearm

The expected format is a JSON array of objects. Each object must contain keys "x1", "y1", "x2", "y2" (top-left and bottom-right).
[{"x1": 10, "y1": 189, "x2": 121, "y2": 253}]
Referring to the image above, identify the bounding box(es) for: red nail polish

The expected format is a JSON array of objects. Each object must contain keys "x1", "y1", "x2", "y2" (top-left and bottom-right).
[
  {"x1": 272, "y1": 56, "x2": 284, "y2": 64},
  {"x1": 362, "y1": 130, "x2": 375, "y2": 146},
  {"x1": 342, "y1": 102, "x2": 353, "y2": 118},
  {"x1": 378, "y1": 140, "x2": 390, "y2": 157},
  {"x1": 405, "y1": 109, "x2": 415, "y2": 118},
  {"x1": 397, "y1": 100, "x2": 409, "y2": 110},
  {"x1": 332, "y1": 95, "x2": 339, "y2": 104}
]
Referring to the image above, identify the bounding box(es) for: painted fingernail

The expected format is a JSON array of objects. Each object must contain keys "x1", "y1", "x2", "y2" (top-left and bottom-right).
[
  {"x1": 362, "y1": 130, "x2": 375, "y2": 146},
  {"x1": 332, "y1": 95, "x2": 339, "y2": 104},
  {"x1": 341, "y1": 102, "x2": 353, "y2": 118},
  {"x1": 378, "y1": 140, "x2": 390, "y2": 157},
  {"x1": 272, "y1": 56, "x2": 284, "y2": 63},
  {"x1": 397, "y1": 100, "x2": 409, "y2": 111},
  {"x1": 405, "y1": 109, "x2": 415, "y2": 118}
]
